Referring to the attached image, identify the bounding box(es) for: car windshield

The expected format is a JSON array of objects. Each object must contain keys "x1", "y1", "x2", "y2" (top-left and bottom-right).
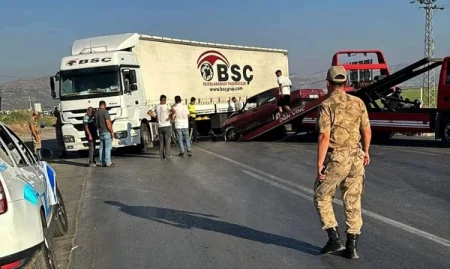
[{"x1": 60, "y1": 69, "x2": 120, "y2": 100}]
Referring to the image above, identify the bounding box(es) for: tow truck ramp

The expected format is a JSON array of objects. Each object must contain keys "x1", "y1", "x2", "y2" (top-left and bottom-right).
[{"x1": 238, "y1": 57, "x2": 444, "y2": 142}]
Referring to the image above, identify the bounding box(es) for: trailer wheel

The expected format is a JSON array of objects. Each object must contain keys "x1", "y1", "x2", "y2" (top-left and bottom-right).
[
  {"x1": 441, "y1": 119, "x2": 450, "y2": 147},
  {"x1": 372, "y1": 131, "x2": 394, "y2": 144}
]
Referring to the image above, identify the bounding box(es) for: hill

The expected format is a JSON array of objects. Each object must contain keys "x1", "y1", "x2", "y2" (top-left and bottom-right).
[{"x1": 0, "y1": 76, "x2": 58, "y2": 110}]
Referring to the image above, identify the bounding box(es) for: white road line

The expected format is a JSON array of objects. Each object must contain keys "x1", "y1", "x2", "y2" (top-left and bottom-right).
[{"x1": 195, "y1": 146, "x2": 450, "y2": 248}]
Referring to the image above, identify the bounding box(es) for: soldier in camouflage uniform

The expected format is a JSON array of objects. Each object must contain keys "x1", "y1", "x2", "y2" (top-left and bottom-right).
[
  {"x1": 28, "y1": 112, "x2": 42, "y2": 158},
  {"x1": 314, "y1": 66, "x2": 372, "y2": 259}
]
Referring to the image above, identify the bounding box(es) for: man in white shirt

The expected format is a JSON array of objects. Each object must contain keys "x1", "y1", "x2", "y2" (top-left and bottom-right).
[
  {"x1": 231, "y1": 97, "x2": 243, "y2": 112},
  {"x1": 147, "y1": 94, "x2": 175, "y2": 159},
  {"x1": 275, "y1": 70, "x2": 293, "y2": 114},
  {"x1": 172, "y1": 95, "x2": 192, "y2": 157}
]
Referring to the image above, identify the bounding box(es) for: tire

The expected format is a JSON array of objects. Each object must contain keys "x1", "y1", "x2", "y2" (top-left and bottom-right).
[
  {"x1": 24, "y1": 211, "x2": 57, "y2": 269},
  {"x1": 441, "y1": 119, "x2": 450, "y2": 147},
  {"x1": 54, "y1": 187, "x2": 68, "y2": 237},
  {"x1": 225, "y1": 127, "x2": 239, "y2": 141},
  {"x1": 77, "y1": 150, "x2": 89, "y2": 158},
  {"x1": 139, "y1": 122, "x2": 152, "y2": 153},
  {"x1": 372, "y1": 131, "x2": 394, "y2": 144}
]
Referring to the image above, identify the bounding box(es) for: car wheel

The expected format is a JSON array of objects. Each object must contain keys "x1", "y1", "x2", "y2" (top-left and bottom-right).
[
  {"x1": 225, "y1": 127, "x2": 239, "y2": 141},
  {"x1": 54, "y1": 187, "x2": 68, "y2": 237},
  {"x1": 24, "y1": 211, "x2": 57, "y2": 269}
]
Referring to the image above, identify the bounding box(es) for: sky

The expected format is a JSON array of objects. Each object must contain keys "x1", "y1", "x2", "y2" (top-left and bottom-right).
[{"x1": 0, "y1": 0, "x2": 449, "y2": 84}]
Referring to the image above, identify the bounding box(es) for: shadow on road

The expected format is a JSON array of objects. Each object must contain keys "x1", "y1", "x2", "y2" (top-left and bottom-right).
[
  {"x1": 47, "y1": 159, "x2": 88, "y2": 167},
  {"x1": 104, "y1": 200, "x2": 321, "y2": 255}
]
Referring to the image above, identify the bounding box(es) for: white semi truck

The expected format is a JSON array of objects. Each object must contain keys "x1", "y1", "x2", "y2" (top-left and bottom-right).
[{"x1": 49, "y1": 33, "x2": 289, "y2": 153}]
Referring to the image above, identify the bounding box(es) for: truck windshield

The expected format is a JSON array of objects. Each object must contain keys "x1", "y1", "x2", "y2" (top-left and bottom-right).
[{"x1": 60, "y1": 67, "x2": 121, "y2": 100}]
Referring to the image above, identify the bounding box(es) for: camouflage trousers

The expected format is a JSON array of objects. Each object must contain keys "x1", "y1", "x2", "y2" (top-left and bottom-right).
[
  {"x1": 32, "y1": 135, "x2": 42, "y2": 153},
  {"x1": 313, "y1": 147, "x2": 365, "y2": 234}
]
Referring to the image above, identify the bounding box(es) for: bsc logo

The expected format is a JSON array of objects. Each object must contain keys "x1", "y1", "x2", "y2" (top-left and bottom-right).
[{"x1": 197, "y1": 50, "x2": 254, "y2": 85}]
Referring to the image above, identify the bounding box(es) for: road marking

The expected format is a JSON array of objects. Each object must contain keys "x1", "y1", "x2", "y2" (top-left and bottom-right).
[{"x1": 195, "y1": 146, "x2": 450, "y2": 248}]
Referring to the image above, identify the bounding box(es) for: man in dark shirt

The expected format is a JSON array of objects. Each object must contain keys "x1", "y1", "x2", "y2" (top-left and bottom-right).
[
  {"x1": 95, "y1": 100, "x2": 117, "y2": 167},
  {"x1": 83, "y1": 107, "x2": 98, "y2": 167}
]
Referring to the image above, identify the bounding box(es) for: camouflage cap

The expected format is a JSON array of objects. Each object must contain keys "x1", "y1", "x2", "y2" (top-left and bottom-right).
[{"x1": 326, "y1": 65, "x2": 347, "y2": 83}]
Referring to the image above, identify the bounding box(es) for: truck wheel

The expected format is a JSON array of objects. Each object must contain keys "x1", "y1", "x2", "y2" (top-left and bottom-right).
[
  {"x1": 139, "y1": 122, "x2": 152, "y2": 153},
  {"x1": 54, "y1": 187, "x2": 68, "y2": 237},
  {"x1": 372, "y1": 131, "x2": 394, "y2": 144},
  {"x1": 77, "y1": 150, "x2": 89, "y2": 158},
  {"x1": 441, "y1": 119, "x2": 450, "y2": 147},
  {"x1": 225, "y1": 127, "x2": 239, "y2": 141},
  {"x1": 24, "y1": 211, "x2": 57, "y2": 269}
]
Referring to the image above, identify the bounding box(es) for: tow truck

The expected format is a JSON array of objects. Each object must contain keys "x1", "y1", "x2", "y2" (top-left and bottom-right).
[{"x1": 230, "y1": 50, "x2": 450, "y2": 146}]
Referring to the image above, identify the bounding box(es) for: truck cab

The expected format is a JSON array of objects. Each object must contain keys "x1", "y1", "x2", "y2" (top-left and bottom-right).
[{"x1": 50, "y1": 34, "x2": 154, "y2": 154}]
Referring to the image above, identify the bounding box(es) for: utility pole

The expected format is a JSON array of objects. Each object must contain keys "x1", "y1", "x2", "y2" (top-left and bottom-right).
[{"x1": 410, "y1": 0, "x2": 445, "y2": 108}]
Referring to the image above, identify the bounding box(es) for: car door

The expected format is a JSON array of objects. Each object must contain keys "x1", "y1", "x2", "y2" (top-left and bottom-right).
[
  {"x1": 257, "y1": 89, "x2": 278, "y2": 125},
  {"x1": 0, "y1": 124, "x2": 52, "y2": 220},
  {"x1": 236, "y1": 96, "x2": 258, "y2": 132}
]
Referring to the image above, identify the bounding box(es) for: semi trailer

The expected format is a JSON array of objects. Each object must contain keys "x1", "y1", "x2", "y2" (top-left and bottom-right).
[{"x1": 49, "y1": 33, "x2": 289, "y2": 153}]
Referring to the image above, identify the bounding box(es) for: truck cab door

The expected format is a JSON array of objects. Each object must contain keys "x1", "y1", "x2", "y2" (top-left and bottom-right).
[
  {"x1": 437, "y1": 57, "x2": 450, "y2": 109},
  {"x1": 122, "y1": 68, "x2": 143, "y2": 109}
]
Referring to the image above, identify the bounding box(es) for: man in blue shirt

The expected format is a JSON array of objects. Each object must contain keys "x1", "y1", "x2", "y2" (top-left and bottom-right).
[{"x1": 83, "y1": 107, "x2": 98, "y2": 167}]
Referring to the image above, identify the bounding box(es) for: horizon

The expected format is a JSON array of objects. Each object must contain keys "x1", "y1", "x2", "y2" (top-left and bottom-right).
[{"x1": 0, "y1": 0, "x2": 449, "y2": 84}]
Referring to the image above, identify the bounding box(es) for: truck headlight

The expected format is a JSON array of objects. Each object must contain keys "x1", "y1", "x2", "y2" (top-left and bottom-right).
[
  {"x1": 63, "y1": 135, "x2": 75, "y2": 143},
  {"x1": 114, "y1": 131, "x2": 128, "y2": 139}
]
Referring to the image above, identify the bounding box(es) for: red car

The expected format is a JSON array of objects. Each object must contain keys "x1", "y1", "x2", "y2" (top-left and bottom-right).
[{"x1": 222, "y1": 87, "x2": 325, "y2": 141}]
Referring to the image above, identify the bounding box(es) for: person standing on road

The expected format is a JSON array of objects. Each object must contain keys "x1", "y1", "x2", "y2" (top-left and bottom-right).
[
  {"x1": 172, "y1": 96, "x2": 192, "y2": 157},
  {"x1": 147, "y1": 95, "x2": 175, "y2": 159},
  {"x1": 314, "y1": 65, "x2": 372, "y2": 260},
  {"x1": 95, "y1": 101, "x2": 117, "y2": 167},
  {"x1": 28, "y1": 112, "x2": 41, "y2": 158},
  {"x1": 83, "y1": 107, "x2": 98, "y2": 167},
  {"x1": 53, "y1": 107, "x2": 67, "y2": 158},
  {"x1": 187, "y1": 97, "x2": 198, "y2": 142},
  {"x1": 275, "y1": 70, "x2": 292, "y2": 115}
]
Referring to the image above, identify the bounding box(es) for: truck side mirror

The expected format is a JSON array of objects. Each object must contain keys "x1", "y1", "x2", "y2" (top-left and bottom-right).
[
  {"x1": 124, "y1": 79, "x2": 131, "y2": 93},
  {"x1": 49, "y1": 73, "x2": 60, "y2": 100},
  {"x1": 130, "y1": 70, "x2": 137, "y2": 84},
  {"x1": 50, "y1": 77, "x2": 56, "y2": 99},
  {"x1": 130, "y1": 84, "x2": 138, "y2": 91}
]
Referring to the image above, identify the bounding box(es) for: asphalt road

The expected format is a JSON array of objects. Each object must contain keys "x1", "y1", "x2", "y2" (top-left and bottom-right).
[{"x1": 67, "y1": 137, "x2": 450, "y2": 269}]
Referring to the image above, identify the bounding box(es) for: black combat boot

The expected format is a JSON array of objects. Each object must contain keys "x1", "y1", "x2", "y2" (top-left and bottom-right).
[
  {"x1": 344, "y1": 233, "x2": 360, "y2": 259},
  {"x1": 321, "y1": 227, "x2": 346, "y2": 254}
]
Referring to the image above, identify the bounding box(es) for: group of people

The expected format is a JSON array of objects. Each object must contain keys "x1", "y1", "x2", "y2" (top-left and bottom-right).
[
  {"x1": 147, "y1": 95, "x2": 198, "y2": 159},
  {"x1": 45, "y1": 66, "x2": 370, "y2": 259}
]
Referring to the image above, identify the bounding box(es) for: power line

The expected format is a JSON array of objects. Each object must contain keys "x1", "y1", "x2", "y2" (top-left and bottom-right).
[{"x1": 410, "y1": 0, "x2": 445, "y2": 107}]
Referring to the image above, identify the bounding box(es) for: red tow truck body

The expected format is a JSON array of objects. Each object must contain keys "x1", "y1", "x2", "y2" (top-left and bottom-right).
[
  {"x1": 228, "y1": 50, "x2": 450, "y2": 146},
  {"x1": 301, "y1": 51, "x2": 450, "y2": 142}
]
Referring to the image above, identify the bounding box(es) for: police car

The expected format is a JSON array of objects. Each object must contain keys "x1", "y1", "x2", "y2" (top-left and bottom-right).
[{"x1": 0, "y1": 122, "x2": 68, "y2": 269}]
